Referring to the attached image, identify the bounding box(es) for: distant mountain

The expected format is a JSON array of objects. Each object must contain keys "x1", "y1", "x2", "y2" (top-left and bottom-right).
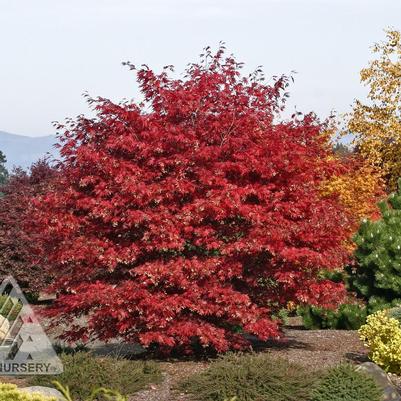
[{"x1": 0, "y1": 131, "x2": 59, "y2": 170}]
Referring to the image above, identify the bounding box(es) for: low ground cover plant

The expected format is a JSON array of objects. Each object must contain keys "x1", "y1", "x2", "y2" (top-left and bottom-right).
[
  {"x1": 311, "y1": 364, "x2": 382, "y2": 401},
  {"x1": 178, "y1": 353, "x2": 317, "y2": 401},
  {"x1": 179, "y1": 353, "x2": 387, "y2": 401},
  {"x1": 30, "y1": 352, "x2": 161, "y2": 400}
]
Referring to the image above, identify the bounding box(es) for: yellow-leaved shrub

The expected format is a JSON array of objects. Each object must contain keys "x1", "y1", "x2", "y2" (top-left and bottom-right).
[
  {"x1": 0, "y1": 383, "x2": 56, "y2": 401},
  {"x1": 359, "y1": 310, "x2": 401, "y2": 373}
]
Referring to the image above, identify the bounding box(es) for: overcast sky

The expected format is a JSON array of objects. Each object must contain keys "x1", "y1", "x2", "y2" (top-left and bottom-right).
[{"x1": 0, "y1": 0, "x2": 400, "y2": 137}]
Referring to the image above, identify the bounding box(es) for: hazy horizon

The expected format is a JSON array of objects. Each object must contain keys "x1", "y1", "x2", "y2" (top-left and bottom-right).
[
  {"x1": 0, "y1": 130, "x2": 54, "y2": 138},
  {"x1": 1, "y1": 0, "x2": 400, "y2": 137}
]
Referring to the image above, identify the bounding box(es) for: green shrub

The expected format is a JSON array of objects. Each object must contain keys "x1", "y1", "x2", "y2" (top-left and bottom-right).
[
  {"x1": 0, "y1": 383, "x2": 55, "y2": 401},
  {"x1": 386, "y1": 305, "x2": 401, "y2": 323},
  {"x1": 272, "y1": 308, "x2": 290, "y2": 325},
  {"x1": 362, "y1": 295, "x2": 401, "y2": 314},
  {"x1": 311, "y1": 364, "x2": 382, "y2": 401},
  {"x1": 178, "y1": 353, "x2": 316, "y2": 401},
  {"x1": 30, "y1": 352, "x2": 161, "y2": 400},
  {"x1": 297, "y1": 303, "x2": 367, "y2": 330}
]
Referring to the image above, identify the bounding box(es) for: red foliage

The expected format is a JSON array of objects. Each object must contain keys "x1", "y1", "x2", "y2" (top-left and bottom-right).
[
  {"x1": 0, "y1": 160, "x2": 57, "y2": 293},
  {"x1": 32, "y1": 49, "x2": 351, "y2": 352}
]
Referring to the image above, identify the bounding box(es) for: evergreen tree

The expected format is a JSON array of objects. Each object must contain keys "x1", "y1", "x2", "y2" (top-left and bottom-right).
[
  {"x1": 333, "y1": 142, "x2": 352, "y2": 159},
  {"x1": 350, "y1": 179, "x2": 401, "y2": 312},
  {"x1": 0, "y1": 151, "x2": 8, "y2": 186}
]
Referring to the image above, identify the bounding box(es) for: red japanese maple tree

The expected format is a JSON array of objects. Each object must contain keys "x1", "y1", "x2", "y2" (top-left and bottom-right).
[
  {"x1": 32, "y1": 48, "x2": 351, "y2": 352},
  {"x1": 0, "y1": 160, "x2": 57, "y2": 294}
]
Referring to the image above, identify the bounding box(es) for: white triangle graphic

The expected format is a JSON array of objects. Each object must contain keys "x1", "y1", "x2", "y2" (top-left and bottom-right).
[{"x1": 0, "y1": 276, "x2": 63, "y2": 375}]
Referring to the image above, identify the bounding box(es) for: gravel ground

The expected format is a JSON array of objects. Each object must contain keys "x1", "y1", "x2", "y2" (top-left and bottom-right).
[{"x1": 265, "y1": 327, "x2": 369, "y2": 369}]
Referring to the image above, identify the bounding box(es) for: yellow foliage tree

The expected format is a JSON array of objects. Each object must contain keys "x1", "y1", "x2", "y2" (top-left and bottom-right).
[
  {"x1": 349, "y1": 29, "x2": 401, "y2": 190},
  {"x1": 321, "y1": 120, "x2": 383, "y2": 227},
  {"x1": 321, "y1": 155, "x2": 383, "y2": 226}
]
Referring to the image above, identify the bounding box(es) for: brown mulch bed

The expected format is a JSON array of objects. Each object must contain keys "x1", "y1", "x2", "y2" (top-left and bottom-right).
[{"x1": 265, "y1": 327, "x2": 369, "y2": 370}]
